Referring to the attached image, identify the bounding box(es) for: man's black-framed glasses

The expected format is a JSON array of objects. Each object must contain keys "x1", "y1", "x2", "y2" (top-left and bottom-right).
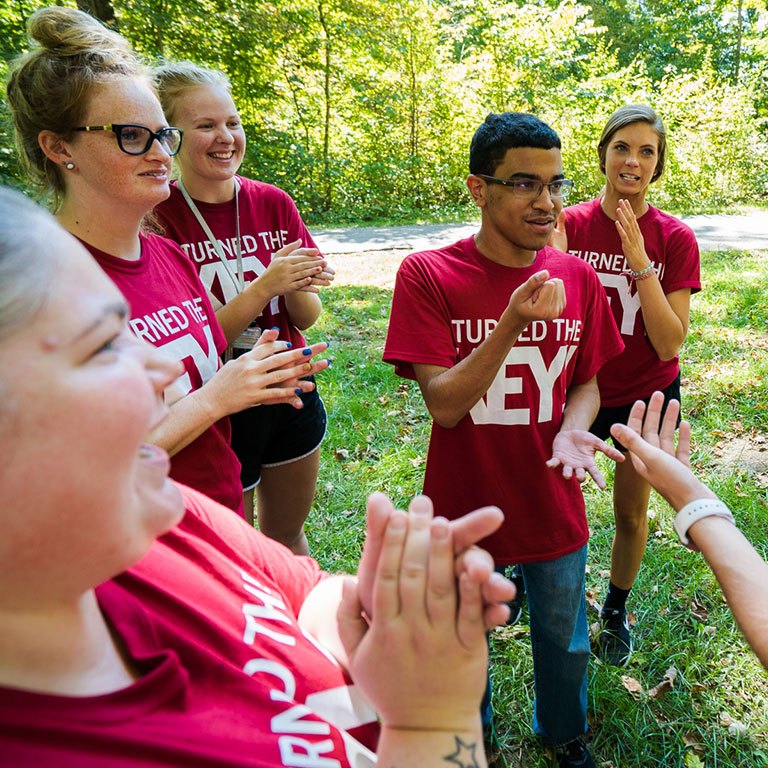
[
  {"x1": 477, "y1": 175, "x2": 574, "y2": 200},
  {"x1": 73, "y1": 124, "x2": 183, "y2": 156}
]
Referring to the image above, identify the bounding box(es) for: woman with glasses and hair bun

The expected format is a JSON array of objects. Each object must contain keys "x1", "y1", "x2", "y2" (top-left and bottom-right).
[
  {"x1": 152, "y1": 62, "x2": 334, "y2": 553},
  {"x1": 6, "y1": 6, "x2": 329, "y2": 517},
  {"x1": 551, "y1": 104, "x2": 701, "y2": 667}
]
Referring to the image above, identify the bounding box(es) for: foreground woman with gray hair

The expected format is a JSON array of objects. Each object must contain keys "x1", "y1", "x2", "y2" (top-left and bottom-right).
[{"x1": 0, "y1": 187, "x2": 515, "y2": 766}]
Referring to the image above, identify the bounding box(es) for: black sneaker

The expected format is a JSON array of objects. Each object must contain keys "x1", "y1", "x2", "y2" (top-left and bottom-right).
[
  {"x1": 597, "y1": 607, "x2": 633, "y2": 666},
  {"x1": 505, "y1": 565, "x2": 526, "y2": 626},
  {"x1": 557, "y1": 738, "x2": 596, "y2": 768}
]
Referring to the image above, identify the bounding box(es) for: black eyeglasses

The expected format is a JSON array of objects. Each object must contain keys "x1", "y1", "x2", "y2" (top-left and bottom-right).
[
  {"x1": 73, "y1": 124, "x2": 183, "y2": 156},
  {"x1": 477, "y1": 175, "x2": 574, "y2": 200}
]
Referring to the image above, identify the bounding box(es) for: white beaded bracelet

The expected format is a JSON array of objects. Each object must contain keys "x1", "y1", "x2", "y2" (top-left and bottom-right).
[{"x1": 673, "y1": 498, "x2": 735, "y2": 550}]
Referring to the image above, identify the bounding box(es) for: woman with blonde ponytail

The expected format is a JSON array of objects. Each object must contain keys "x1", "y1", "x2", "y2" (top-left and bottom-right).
[{"x1": 153, "y1": 61, "x2": 333, "y2": 550}]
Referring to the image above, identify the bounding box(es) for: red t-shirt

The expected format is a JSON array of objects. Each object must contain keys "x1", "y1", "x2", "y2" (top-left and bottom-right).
[
  {"x1": 84, "y1": 234, "x2": 243, "y2": 515},
  {"x1": 563, "y1": 198, "x2": 701, "y2": 406},
  {"x1": 154, "y1": 176, "x2": 321, "y2": 349},
  {"x1": 384, "y1": 237, "x2": 623, "y2": 564},
  {"x1": 0, "y1": 485, "x2": 379, "y2": 767}
]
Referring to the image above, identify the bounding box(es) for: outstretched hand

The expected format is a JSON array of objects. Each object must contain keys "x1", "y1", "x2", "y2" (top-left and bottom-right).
[
  {"x1": 610, "y1": 392, "x2": 714, "y2": 511},
  {"x1": 546, "y1": 428, "x2": 624, "y2": 489}
]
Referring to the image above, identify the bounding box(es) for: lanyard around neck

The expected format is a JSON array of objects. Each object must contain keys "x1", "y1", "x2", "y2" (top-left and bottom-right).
[{"x1": 178, "y1": 178, "x2": 244, "y2": 294}]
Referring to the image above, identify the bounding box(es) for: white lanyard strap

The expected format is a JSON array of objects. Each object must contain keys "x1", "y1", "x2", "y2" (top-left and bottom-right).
[{"x1": 178, "y1": 178, "x2": 244, "y2": 293}]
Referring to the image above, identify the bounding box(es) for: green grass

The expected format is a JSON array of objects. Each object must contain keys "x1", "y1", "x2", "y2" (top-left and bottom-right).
[{"x1": 306, "y1": 248, "x2": 768, "y2": 767}]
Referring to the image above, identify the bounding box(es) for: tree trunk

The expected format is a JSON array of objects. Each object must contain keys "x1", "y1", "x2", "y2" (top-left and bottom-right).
[
  {"x1": 407, "y1": 22, "x2": 421, "y2": 204},
  {"x1": 317, "y1": 0, "x2": 333, "y2": 211},
  {"x1": 734, "y1": 0, "x2": 743, "y2": 83},
  {"x1": 76, "y1": 0, "x2": 117, "y2": 28}
]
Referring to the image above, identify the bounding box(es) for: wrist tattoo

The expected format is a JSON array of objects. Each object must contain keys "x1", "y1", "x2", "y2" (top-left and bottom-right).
[{"x1": 444, "y1": 736, "x2": 481, "y2": 767}]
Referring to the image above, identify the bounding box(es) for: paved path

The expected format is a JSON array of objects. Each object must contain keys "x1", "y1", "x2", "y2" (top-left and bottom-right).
[{"x1": 314, "y1": 211, "x2": 768, "y2": 254}]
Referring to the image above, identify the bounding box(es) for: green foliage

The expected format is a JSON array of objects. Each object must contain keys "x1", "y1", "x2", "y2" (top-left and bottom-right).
[
  {"x1": 653, "y1": 71, "x2": 768, "y2": 212},
  {"x1": 311, "y1": 249, "x2": 768, "y2": 766},
  {"x1": 2, "y1": 0, "x2": 768, "y2": 220}
]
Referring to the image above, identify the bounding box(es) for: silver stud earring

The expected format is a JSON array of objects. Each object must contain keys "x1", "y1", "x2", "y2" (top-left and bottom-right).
[{"x1": 64, "y1": 162, "x2": 75, "y2": 170}]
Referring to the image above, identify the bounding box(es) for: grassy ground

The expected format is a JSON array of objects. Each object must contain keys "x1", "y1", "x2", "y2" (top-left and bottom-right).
[{"x1": 305, "y1": 247, "x2": 768, "y2": 767}]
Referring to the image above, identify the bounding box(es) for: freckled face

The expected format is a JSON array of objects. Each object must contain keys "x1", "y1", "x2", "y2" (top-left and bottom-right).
[
  {"x1": 603, "y1": 122, "x2": 660, "y2": 199},
  {"x1": 172, "y1": 84, "x2": 246, "y2": 187},
  {"x1": 0, "y1": 226, "x2": 184, "y2": 597},
  {"x1": 66, "y1": 77, "x2": 174, "y2": 214}
]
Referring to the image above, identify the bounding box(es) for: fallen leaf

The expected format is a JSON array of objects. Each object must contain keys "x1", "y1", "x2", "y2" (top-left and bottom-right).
[
  {"x1": 585, "y1": 590, "x2": 602, "y2": 614},
  {"x1": 334, "y1": 448, "x2": 350, "y2": 460},
  {"x1": 720, "y1": 712, "x2": 748, "y2": 737},
  {"x1": 409, "y1": 456, "x2": 424, "y2": 467},
  {"x1": 341, "y1": 509, "x2": 355, "y2": 517},
  {"x1": 683, "y1": 733, "x2": 704, "y2": 752},
  {"x1": 621, "y1": 675, "x2": 644, "y2": 698},
  {"x1": 690, "y1": 599, "x2": 709, "y2": 622},
  {"x1": 494, "y1": 624, "x2": 529, "y2": 640},
  {"x1": 684, "y1": 753, "x2": 705, "y2": 768},
  {"x1": 648, "y1": 666, "x2": 677, "y2": 699},
  {"x1": 728, "y1": 721, "x2": 748, "y2": 737}
]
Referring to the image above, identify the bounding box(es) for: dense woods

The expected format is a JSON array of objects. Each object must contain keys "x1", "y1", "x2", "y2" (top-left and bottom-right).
[{"x1": 2, "y1": 0, "x2": 767, "y2": 223}]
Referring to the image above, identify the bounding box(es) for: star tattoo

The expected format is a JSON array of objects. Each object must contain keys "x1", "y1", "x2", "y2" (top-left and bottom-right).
[{"x1": 444, "y1": 735, "x2": 480, "y2": 767}]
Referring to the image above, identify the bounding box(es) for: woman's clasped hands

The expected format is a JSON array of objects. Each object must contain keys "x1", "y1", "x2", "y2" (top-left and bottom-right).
[{"x1": 338, "y1": 494, "x2": 514, "y2": 749}]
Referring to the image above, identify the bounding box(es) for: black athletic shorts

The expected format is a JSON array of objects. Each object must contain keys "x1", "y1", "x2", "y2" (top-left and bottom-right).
[
  {"x1": 229, "y1": 376, "x2": 327, "y2": 489},
  {"x1": 589, "y1": 374, "x2": 681, "y2": 453}
]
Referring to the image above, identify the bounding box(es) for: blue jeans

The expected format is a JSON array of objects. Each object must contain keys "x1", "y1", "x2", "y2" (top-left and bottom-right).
[
  {"x1": 524, "y1": 545, "x2": 589, "y2": 746},
  {"x1": 483, "y1": 546, "x2": 589, "y2": 747}
]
